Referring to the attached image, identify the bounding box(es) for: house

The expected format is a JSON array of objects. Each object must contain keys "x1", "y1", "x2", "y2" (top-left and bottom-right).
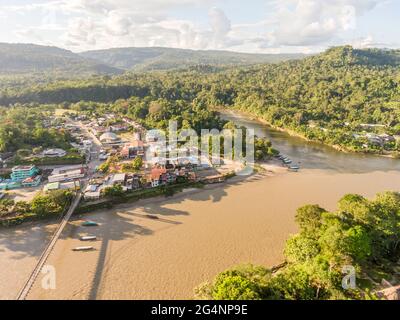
[
  {"x1": 110, "y1": 124, "x2": 129, "y2": 132},
  {"x1": 43, "y1": 148, "x2": 67, "y2": 158},
  {"x1": 100, "y1": 132, "x2": 120, "y2": 145},
  {"x1": 111, "y1": 173, "x2": 126, "y2": 186},
  {"x1": 44, "y1": 182, "x2": 60, "y2": 192},
  {"x1": 379, "y1": 134, "x2": 395, "y2": 143},
  {"x1": 84, "y1": 190, "x2": 101, "y2": 200},
  {"x1": 44, "y1": 180, "x2": 81, "y2": 192},
  {"x1": 366, "y1": 133, "x2": 383, "y2": 146},
  {"x1": 21, "y1": 175, "x2": 42, "y2": 188},
  {"x1": 48, "y1": 166, "x2": 85, "y2": 183},
  {"x1": 120, "y1": 140, "x2": 145, "y2": 158},
  {"x1": 0, "y1": 180, "x2": 20, "y2": 190},
  {"x1": 83, "y1": 184, "x2": 101, "y2": 200},
  {"x1": 11, "y1": 165, "x2": 40, "y2": 182},
  {"x1": 126, "y1": 174, "x2": 141, "y2": 190},
  {"x1": 148, "y1": 168, "x2": 167, "y2": 187}
]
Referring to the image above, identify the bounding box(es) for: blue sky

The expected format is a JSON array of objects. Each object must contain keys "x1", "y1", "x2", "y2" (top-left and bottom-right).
[{"x1": 0, "y1": 0, "x2": 398, "y2": 53}]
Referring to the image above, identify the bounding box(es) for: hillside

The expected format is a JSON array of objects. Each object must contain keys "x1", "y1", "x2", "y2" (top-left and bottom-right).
[
  {"x1": 79, "y1": 47, "x2": 305, "y2": 71},
  {"x1": 0, "y1": 43, "x2": 123, "y2": 76},
  {"x1": 1, "y1": 46, "x2": 399, "y2": 155}
]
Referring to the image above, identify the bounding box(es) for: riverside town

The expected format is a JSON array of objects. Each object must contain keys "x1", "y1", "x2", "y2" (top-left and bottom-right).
[{"x1": 1, "y1": 0, "x2": 400, "y2": 316}]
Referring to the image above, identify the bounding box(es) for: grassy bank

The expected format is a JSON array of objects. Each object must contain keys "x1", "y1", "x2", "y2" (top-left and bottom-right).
[{"x1": 75, "y1": 181, "x2": 205, "y2": 215}]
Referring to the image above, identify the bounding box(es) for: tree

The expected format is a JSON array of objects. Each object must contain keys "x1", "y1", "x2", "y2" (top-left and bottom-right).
[
  {"x1": 103, "y1": 184, "x2": 124, "y2": 198},
  {"x1": 212, "y1": 275, "x2": 262, "y2": 300},
  {"x1": 132, "y1": 157, "x2": 143, "y2": 170},
  {"x1": 284, "y1": 234, "x2": 320, "y2": 264},
  {"x1": 295, "y1": 205, "x2": 326, "y2": 235},
  {"x1": 338, "y1": 194, "x2": 373, "y2": 225}
]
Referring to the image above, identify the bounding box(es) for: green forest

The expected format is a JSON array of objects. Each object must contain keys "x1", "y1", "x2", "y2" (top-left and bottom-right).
[
  {"x1": 1, "y1": 46, "x2": 399, "y2": 155},
  {"x1": 195, "y1": 191, "x2": 400, "y2": 300},
  {"x1": 0, "y1": 106, "x2": 73, "y2": 152}
]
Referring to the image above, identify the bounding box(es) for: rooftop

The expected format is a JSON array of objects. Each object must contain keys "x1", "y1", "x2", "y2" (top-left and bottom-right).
[{"x1": 12, "y1": 165, "x2": 37, "y2": 171}]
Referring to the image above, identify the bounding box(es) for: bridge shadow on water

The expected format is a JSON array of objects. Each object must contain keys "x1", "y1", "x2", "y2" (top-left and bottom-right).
[
  {"x1": 80, "y1": 173, "x2": 265, "y2": 299},
  {"x1": 0, "y1": 172, "x2": 265, "y2": 299}
]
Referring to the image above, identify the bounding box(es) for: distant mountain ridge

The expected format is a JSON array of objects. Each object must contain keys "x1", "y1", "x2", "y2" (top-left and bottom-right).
[
  {"x1": 0, "y1": 43, "x2": 123, "y2": 76},
  {"x1": 79, "y1": 47, "x2": 306, "y2": 71}
]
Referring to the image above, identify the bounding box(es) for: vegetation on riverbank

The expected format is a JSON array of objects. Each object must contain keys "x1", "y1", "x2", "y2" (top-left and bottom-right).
[
  {"x1": 2, "y1": 46, "x2": 398, "y2": 155},
  {"x1": 195, "y1": 191, "x2": 400, "y2": 300},
  {"x1": 75, "y1": 181, "x2": 206, "y2": 215},
  {"x1": 0, "y1": 190, "x2": 73, "y2": 227}
]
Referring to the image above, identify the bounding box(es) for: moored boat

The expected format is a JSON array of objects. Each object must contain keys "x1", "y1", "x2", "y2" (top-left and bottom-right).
[
  {"x1": 80, "y1": 236, "x2": 97, "y2": 241},
  {"x1": 72, "y1": 246, "x2": 94, "y2": 252},
  {"x1": 81, "y1": 221, "x2": 99, "y2": 227}
]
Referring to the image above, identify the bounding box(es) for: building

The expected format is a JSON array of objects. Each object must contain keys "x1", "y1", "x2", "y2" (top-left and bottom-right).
[
  {"x1": 0, "y1": 180, "x2": 20, "y2": 190},
  {"x1": 44, "y1": 181, "x2": 80, "y2": 192},
  {"x1": 110, "y1": 124, "x2": 128, "y2": 132},
  {"x1": 43, "y1": 148, "x2": 67, "y2": 158},
  {"x1": 110, "y1": 173, "x2": 126, "y2": 186},
  {"x1": 83, "y1": 184, "x2": 101, "y2": 200},
  {"x1": 100, "y1": 132, "x2": 120, "y2": 144},
  {"x1": 21, "y1": 176, "x2": 42, "y2": 188},
  {"x1": 148, "y1": 168, "x2": 167, "y2": 188},
  {"x1": 120, "y1": 140, "x2": 145, "y2": 158},
  {"x1": 48, "y1": 166, "x2": 85, "y2": 183},
  {"x1": 11, "y1": 165, "x2": 40, "y2": 182}
]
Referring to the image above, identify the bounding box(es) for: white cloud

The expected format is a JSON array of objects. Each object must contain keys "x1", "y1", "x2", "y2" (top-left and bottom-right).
[
  {"x1": 1, "y1": 0, "x2": 393, "y2": 53},
  {"x1": 208, "y1": 7, "x2": 231, "y2": 48},
  {"x1": 265, "y1": 0, "x2": 379, "y2": 47}
]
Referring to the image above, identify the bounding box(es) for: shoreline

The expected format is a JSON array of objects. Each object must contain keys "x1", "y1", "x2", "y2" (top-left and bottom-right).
[
  {"x1": 219, "y1": 108, "x2": 400, "y2": 159},
  {"x1": 74, "y1": 160, "x2": 286, "y2": 218},
  {"x1": 24, "y1": 169, "x2": 400, "y2": 300}
]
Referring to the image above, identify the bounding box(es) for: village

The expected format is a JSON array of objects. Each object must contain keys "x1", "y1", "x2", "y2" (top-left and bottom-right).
[{"x1": 0, "y1": 111, "x2": 239, "y2": 210}]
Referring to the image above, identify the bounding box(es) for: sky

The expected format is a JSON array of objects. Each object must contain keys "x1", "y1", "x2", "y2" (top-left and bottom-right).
[{"x1": 0, "y1": 0, "x2": 399, "y2": 53}]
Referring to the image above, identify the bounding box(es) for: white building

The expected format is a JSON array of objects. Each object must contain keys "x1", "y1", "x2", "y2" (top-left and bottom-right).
[
  {"x1": 100, "y1": 132, "x2": 120, "y2": 144},
  {"x1": 43, "y1": 148, "x2": 67, "y2": 158}
]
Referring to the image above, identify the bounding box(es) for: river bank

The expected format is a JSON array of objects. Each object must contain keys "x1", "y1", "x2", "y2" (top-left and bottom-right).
[
  {"x1": 23, "y1": 168, "x2": 400, "y2": 300},
  {"x1": 219, "y1": 108, "x2": 400, "y2": 159},
  {"x1": 2, "y1": 111, "x2": 400, "y2": 300}
]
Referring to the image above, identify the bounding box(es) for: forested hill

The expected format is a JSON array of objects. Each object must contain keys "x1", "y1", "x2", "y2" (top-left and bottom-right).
[
  {"x1": 79, "y1": 47, "x2": 305, "y2": 71},
  {"x1": 2, "y1": 45, "x2": 399, "y2": 153},
  {"x1": 0, "y1": 43, "x2": 123, "y2": 76}
]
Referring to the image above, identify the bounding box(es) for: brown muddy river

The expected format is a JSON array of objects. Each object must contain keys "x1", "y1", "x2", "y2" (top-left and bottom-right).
[{"x1": 1, "y1": 112, "x2": 399, "y2": 300}]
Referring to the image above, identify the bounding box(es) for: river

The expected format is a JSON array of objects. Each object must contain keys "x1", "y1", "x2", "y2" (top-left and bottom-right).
[
  {"x1": 1, "y1": 112, "x2": 399, "y2": 300},
  {"x1": 221, "y1": 110, "x2": 400, "y2": 173}
]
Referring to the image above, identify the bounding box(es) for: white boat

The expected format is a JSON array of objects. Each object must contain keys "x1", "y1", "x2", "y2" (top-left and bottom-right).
[
  {"x1": 72, "y1": 246, "x2": 94, "y2": 252},
  {"x1": 80, "y1": 236, "x2": 97, "y2": 241}
]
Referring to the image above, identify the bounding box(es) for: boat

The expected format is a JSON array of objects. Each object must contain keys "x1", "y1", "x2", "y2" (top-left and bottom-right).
[
  {"x1": 72, "y1": 246, "x2": 94, "y2": 252},
  {"x1": 146, "y1": 215, "x2": 159, "y2": 220},
  {"x1": 80, "y1": 236, "x2": 97, "y2": 241},
  {"x1": 81, "y1": 221, "x2": 99, "y2": 227},
  {"x1": 283, "y1": 159, "x2": 292, "y2": 164},
  {"x1": 288, "y1": 166, "x2": 300, "y2": 172}
]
